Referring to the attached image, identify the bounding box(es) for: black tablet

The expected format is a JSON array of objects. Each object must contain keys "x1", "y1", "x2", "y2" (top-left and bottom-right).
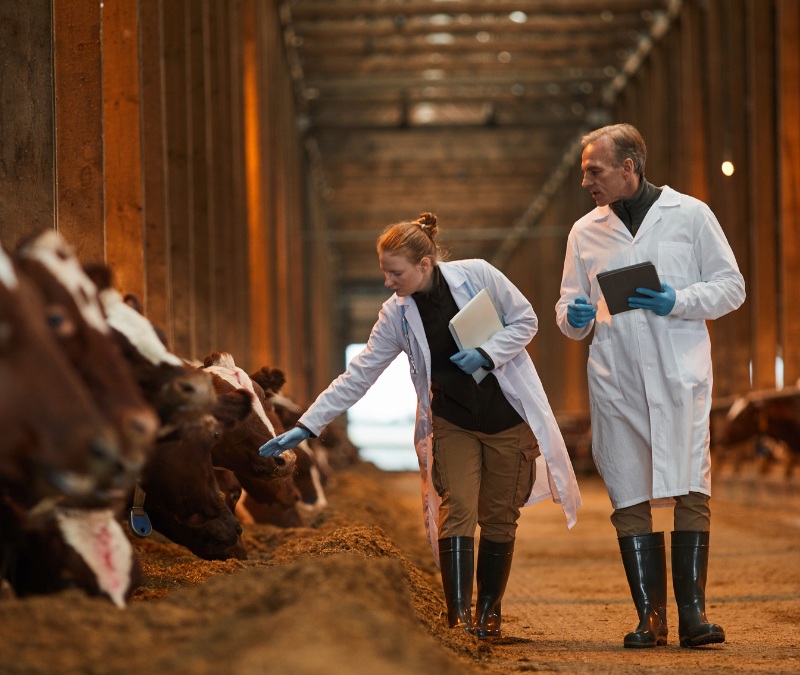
[{"x1": 596, "y1": 262, "x2": 662, "y2": 315}]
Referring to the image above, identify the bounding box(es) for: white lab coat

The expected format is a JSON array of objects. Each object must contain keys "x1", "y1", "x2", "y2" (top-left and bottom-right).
[
  {"x1": 556, "y1": 186, "x2": 745, "y2": 509},
  {"x1": 300, "y1": 258, "x2": 582, "y2": 563}
]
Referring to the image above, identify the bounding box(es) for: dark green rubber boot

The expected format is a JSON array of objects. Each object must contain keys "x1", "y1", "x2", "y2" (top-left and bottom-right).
[
  {"x1": 438, "y1": 536, "x2": 474, "y2": 630},
  {"x1": 619, "y1": 532, "x2": 668, "y2": 648},
  {"x1": 471, "y1": 537, "x2": 514, "y2": 639}
]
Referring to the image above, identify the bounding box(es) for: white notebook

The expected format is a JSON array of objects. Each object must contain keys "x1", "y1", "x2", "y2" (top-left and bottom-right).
[{"x1": 448, "y1": 288, "x2": 504, "y2": 383}]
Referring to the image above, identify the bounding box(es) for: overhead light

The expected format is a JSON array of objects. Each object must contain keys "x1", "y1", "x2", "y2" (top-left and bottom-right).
[
  {"x1": 497, "y1": 51, "x2": 511, "y2": 63},
  {"x1": 511, "y1": 84, "x2": 524, "y2": 96},
  {"x1": 426, "y1": 32, "x2": 455, "y2": 44},
  {"x1": 721, "y1": 161, "x2": 735, "y2": 176},
  {"x1": 423, "y1": 69, "x2": 445, "y2": 80},
  {"x1": 476, "y1": 31, "x2": 491, "y2": 42},
  {"x1": 429, "y1": 13, "x2": 452, "y2": 26},
  {"x1": 509, "y1": 11, "x2": 527, "y2": 23}
]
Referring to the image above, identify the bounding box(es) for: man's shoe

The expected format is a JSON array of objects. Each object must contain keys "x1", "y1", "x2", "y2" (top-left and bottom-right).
[
  {"x1": 619, "y1": 532, "x2": 668, "y2": 648},
  {"x1": 471, "y1": 537, "x2": 514, "y2": 639},
  {"x1": 438, "y1": 536, "x2": 474, "y2": 630},
  {"x1": 671, "y1": 531, "x2": 725, "y2": 648}
]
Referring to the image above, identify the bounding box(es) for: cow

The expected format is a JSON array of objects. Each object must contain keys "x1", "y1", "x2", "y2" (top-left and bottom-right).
[
  {"x1": 15, "y1": 232, "x2": 159, "y2": 491},
  {"x1": 248, "y1": 367, "x2": 329, "y2": 511},
  {"x1": 137, "y1": 388, "x2": 252, "y2": 560},
  {"x1": 0, "y1": 244, "x2": 121, "y2": 507},
  {"x1": 718, "y1": 385, "x2": 800, "y2": 476},
  {"x1": 0, "y1": 493, "x2": 140, "y2": 608},
  {"x1": 85, "y1": 265, "x2": 216, "y2": 429},
  {"x1": 236, "y1": 479, "x2": 304, "y2": 529},
  {"x1": 213, "y1": 468, "x2": 247, "y2": 560}
]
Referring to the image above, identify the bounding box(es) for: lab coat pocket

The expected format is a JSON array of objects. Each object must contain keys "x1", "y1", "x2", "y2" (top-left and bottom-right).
[
  {"x1": 668, "y1": 328, "x2": 711, "y2": 385},
  {"x1": 515, "y1": 442, "x2": 540, "y2": 507},
  {"x1": 658, "y1": 241, "x2": 693, "y2": 279},
  {"x1": 587, "y1": 339, "x2": 624, "y2": 403}
]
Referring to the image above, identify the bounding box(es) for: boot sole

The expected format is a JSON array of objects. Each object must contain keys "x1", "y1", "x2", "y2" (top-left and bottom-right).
[
  {"x1": 680, "y1": 633, "x2": 725, "y2": 648},
  {"x1": 624, "y1": 636, "x2": 668, "y2": 648}
]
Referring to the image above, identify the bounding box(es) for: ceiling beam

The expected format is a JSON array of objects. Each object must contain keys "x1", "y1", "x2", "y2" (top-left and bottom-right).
[
  {"x1": 307, "y1": 226, "x2": 572, "y2": 242},
  {"x1": 292, "y1": 14, "x2": 646, "y2": 39},
  {"x1": 291, "y1": 0, "x2": 669, "y2": 21}
]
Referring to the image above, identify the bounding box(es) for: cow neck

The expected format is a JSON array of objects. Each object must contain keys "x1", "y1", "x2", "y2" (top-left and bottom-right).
[
  {"x1": 18, "y1": 231, "x2": 109, "y2": 334},
  {"x1": 0, "y1": 245, "x2": 17, "y2": 288}
]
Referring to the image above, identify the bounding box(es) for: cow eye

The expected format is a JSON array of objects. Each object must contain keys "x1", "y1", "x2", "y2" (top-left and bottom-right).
[{"x1": 46, "y1": 306, "x2": 76, "y2": 338}]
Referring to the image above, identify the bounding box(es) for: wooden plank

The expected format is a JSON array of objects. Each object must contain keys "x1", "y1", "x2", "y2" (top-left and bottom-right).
[
  {"x1": 245, "y1": 0, "x2": 274, "y2": 370},
  {"x1": 163, "y1": 0, "x2": 193, "y2": 358},
  {"x1": 778, "y1": 0, "x2": 800, "y2": 385},
  {"x1": 228, "y1": 0, "x2": 252, "y2": 370},
  {"x1": 103, "y1": 0, "x2": 145, "y2": 299},
  {"x1": 52, "y1": 0, "x2": 104, "y2": 263},
  {"x1": 189, "y1": 0, "x2": 213, "y2": 361},
  {"x1": 0, "y1": 0, "x2": 55, "y2": 250},
  {"x1": 139, "y1": 0, "x2": 171, "y2": 334},
  {"x1": 747, "y1": 0, "x2": 778, "y2": 390}
]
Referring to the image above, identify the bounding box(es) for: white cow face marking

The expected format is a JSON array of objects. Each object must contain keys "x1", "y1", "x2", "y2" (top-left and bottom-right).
[
  {"x1": 99, "y1": 289, "x2": 183, "y2": 367},
  {"x1": 0, "y1": 244, "x2": 18, "y2": 289},
  {"x1": 204, "y1": 352, "x2": 276, "y2": 436},
  {"x1": 55, "y1": 508, "x2": 134, "y2": 608},
  {"x1": 18, "y1": 231, "x2": 109, "y2": 334}
]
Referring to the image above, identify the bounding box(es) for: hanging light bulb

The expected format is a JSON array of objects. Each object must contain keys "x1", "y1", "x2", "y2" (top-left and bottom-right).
[{"x1": 721, "y1": 161, "x2": 735, "y2": 176}]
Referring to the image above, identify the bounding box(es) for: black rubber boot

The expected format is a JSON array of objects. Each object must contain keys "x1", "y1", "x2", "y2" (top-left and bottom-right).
[
  {"x1": 471, "y1": 537, "x2": 514, "y2": 639},
  {"x1": 438, "y1": 536, "x2": 474, "y2": 630},
  {"x1": 671, "y1": 531, "x2": 725, "y2": 648},
  {"x1": 619, "y1": 532, "x2": 668, "y2": 648}
]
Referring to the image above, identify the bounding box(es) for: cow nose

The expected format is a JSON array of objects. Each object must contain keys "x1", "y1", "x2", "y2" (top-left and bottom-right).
[
  {"x1": 236, "y1": 522, "x2": 243, "y2": 536},
  {"x1": 89, "y1": 435, "x2": 126, "y2": 477}
]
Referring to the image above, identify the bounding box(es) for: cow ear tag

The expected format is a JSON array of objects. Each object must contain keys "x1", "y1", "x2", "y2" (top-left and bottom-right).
[{"x1": 127, "y1": 507, "x2": 152, "y2": 538}]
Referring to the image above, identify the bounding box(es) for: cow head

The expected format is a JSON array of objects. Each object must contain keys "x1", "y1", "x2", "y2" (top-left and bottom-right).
[
  {"x1": 202, "y1": 352, "x2": 296, "y2": 480},
  {"x1": 0, "y1": 246, "x2": 121, "y2": 506},
  {"x1": 85, "y1": 269, "x2": 215, "y2": 427},
  {"x1": 211, "y1": 468, "x2": 248, "y2": 561},
  {"x1": 15, "y1": 232, "x2": 159, "y2": 486},
  {"x1": 140, "y1": 414, "x2": 242, "y2": 560}
]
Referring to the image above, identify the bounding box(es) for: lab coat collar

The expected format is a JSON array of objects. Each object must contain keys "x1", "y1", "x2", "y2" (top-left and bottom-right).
[
  {"x1": 394, "y1": 262, "x2": 468, "y2": 307},
  {"x1": 634, "y1": 185, "x2": 679, "y2": 240}
]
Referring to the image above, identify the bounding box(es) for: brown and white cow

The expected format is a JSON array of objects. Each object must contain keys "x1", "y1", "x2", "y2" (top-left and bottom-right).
[
  {"x1": 15, "y1": 232, "x2": 158, "y2": 490},
  {"x1": 0, "y1": 493, "x2": 140, "y2": 607},
  {"x1": 0, "y1": 245, "x2": 121, "y2": 506},
  {"x1": 84, "y1": 265, "x2": 216, "y2": 429},
  {"x1": 138, "y1": 389, "x2": 252, "y2": 560}
]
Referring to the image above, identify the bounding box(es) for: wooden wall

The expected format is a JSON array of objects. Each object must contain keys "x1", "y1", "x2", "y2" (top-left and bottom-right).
[
  {"x1": 0, "y1": 0, "x2": 310, "y2": 400},
  {"x1": 521, "y1": 0, "x2": 799, "y2": 411}
]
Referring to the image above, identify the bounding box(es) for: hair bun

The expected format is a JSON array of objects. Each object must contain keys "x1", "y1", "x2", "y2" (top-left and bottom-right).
[
  {"x1": 417, "y1": 212, "x2": 438, "y2": 240},
  {"x1": 417, "y1": 212, "x2": 437, "y2": 228}
]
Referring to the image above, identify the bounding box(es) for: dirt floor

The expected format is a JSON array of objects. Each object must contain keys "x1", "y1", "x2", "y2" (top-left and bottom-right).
[{"x1": 1, "y1": 461, "x2": 799, "y2": 675}]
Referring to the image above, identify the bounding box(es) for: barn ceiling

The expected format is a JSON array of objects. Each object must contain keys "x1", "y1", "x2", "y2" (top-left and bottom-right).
[{"x1": 282, "y1": 0, "x2": 678, "y2": 341}]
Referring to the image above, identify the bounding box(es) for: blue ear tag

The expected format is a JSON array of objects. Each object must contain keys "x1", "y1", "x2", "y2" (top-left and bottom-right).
[{"x1": 127, "y1": 507, "x2": 152, "y2": 538}]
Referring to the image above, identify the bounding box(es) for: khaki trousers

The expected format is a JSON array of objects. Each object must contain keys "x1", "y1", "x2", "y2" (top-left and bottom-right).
[
  {"x1": 431, "y1": 413, "x2": 540, "y2": 543},
  {"x1": 611, "y1": 492, "x2": 711, "y2": 537}
]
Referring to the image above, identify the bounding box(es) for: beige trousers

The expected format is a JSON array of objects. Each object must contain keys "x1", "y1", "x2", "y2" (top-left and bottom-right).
[
  {"x1": 431, "y1": 413, "x2": 540, "y2": 543},
  {"x1": 611, "y1": 491, "x2": 711, "y2": 537}
]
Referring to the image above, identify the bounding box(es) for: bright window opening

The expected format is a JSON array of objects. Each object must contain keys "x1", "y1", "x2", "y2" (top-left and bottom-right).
[{"x1": 345, "y1": 344, "x2": 419, "y2": 471}]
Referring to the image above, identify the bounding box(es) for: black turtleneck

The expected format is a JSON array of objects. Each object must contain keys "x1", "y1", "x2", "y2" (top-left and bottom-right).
[
  {"x1": 610, "y1": 177, "x2": 662, "y2": 237},
  {"x1": 411, "y1": 267, "x2": 523, "y2": 435}
]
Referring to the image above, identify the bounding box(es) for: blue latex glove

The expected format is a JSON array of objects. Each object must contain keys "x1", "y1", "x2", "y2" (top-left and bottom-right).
[
  {"x1": 567, "y1": 297, "x2": 597, "y2": 328},
  {"x1": 259, "y1": 426, "x2": 310, "y2": 458},
  {"x1": 628, "y1": 283, "x2": 677, "y2": 316},
  {"x1": 450, "y1": 349, "x2": 490, "y2": 375}
]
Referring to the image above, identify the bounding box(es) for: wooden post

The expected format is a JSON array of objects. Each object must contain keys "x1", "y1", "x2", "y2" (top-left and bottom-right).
[
  {"x1": 245, "y1": 0, "x2": 274, "y2": 370},
  {"x1": 163, "y1": 0, "x2": 193, "y2": 358},
  {"x1": 778, "y1": 0, "x2": 800, "y2": 385},
  {"x1": 189, "y1": 0, "x2": 213, "y2": 360},
  {"x1": 747, "y1": 0, "x2": 778, "y2": 390},
  {"x1": 103, "y1": 0, "x2": 145, "y2": 299},
  {"x1": 52, "y1": 0, "x2": 104, "y2": 263},
  {"x1": 139, "y1": 0, "x2": 172, "y2": 335},
  {"x1": 0, "y1": 0, "x2": 56, "y2": 250}
]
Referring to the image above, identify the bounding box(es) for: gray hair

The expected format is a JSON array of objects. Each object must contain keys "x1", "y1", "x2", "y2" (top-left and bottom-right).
[{"x1": 581, "y1": 123, "x2": 647, "y2": 175}]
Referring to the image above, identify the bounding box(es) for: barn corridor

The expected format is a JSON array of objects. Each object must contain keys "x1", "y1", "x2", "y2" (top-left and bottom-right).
[{"x1": 2, "y1": 1, "x2": 800, "y2": 673}]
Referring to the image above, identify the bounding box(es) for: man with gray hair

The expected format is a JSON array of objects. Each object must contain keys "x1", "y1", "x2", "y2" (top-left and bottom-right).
[{"x1": 556, "y1": 124, "x2": 745, "y2": 648}]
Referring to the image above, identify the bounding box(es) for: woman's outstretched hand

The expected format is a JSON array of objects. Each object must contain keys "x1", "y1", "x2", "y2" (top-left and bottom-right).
[
  {"x1": 450, "y1": 349, "x2": 490, "y2": 375},
  {"x1": 259, "y1": 426, "x2": 310, "y2": 458}
]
